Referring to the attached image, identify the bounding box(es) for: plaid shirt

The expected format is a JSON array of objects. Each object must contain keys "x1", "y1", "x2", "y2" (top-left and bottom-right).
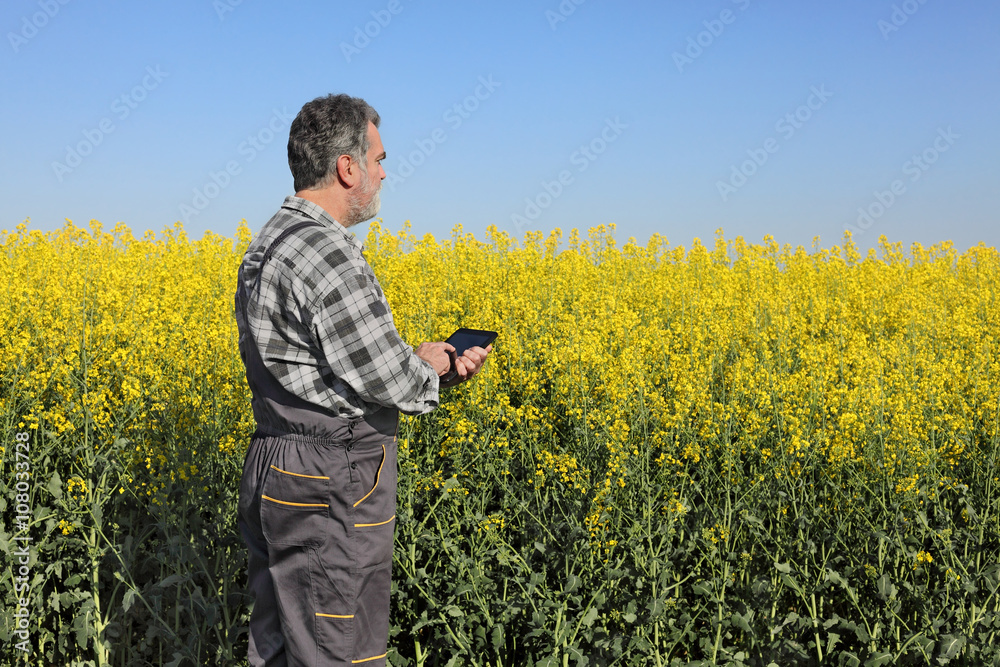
[{"x1": 234, "y1": 196, "x2": 439, "y2": 417}]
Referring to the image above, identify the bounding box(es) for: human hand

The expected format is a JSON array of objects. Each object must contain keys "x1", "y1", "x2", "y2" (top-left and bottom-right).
[
  {"x1": 415, "y1": 342, "x2": 455, "y2": 377},
  {"x1": 441, "y1": 344, "x2": 492, "y2": 388}
]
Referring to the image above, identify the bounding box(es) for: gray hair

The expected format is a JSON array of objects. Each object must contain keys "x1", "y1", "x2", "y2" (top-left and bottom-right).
[{"x1": 287, "y1": 94, "x2": 381, "y2": 192}]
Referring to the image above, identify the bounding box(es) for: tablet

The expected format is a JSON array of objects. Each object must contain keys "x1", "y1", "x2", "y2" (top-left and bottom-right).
[{"x1": 445, "y1": 328, "x2": 498, "y2": 357}]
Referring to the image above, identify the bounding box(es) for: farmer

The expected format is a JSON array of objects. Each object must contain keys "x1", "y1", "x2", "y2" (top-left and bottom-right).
[{"x1": 234, "y1": 93, "x2": 491, "y2": 666}]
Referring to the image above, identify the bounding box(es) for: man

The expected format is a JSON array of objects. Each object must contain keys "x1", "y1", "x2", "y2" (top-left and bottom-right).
[{"x1": 234, "y1": 94, "x2": 490, "y2": 666}]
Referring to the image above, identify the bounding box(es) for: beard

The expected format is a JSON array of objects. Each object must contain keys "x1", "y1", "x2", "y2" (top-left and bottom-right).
[{"x1": 342, "y1": 171, "x2": 382, "y2": 228}]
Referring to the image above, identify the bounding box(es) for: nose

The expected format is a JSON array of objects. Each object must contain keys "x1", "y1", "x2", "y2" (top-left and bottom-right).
[{"x1": 378, "y1": 163, "x2": 386, "y2": 180}]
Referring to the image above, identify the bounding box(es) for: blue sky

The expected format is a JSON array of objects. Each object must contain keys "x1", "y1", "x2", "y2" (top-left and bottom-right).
[{"x1": 2, "y1": 0, "x2": 997, "y2": 253}]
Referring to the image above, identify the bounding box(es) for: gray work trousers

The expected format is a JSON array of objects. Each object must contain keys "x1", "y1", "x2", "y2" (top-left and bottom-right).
[{"x1": 236, "y1": 262, "x2": 399, "y2": 666}]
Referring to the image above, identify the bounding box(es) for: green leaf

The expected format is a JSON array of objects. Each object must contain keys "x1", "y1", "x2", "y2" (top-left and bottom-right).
[
  {"x1": 567, "y1": 646, "x2": 588, "y2": 667},
  {"x1": 122, "y1": 589, "x2": 136, "y2": 614},
  {"x1": 780, "y1": 573, "x2": 802, "y2": 595},
  {"x1": 157, "y1": 574, "x2": 187, "y2": 588},
  {"x1": 48, "y1": 472, "x2": 63, "y2": 500},
  {"x1": 775, "y1": 562, "x2": 791, "y2": 574},
  {"x1": 847, "y1": 621, "x2": 871, "y2": 643},
  {"x1": 580, "y1": 606, "x2": 600, "y2": 628},
  {"x1": 72, "y1": 612, "x2": 89, "y2": 649},
  {"x1": 939, "y1": 634, "x2": 965, "y2": 661},
  {"x1": 840, "y1": 651, "x2": 861, "y2": 667},
  {"x1": 647, "y1": 598, "x2": 665, "y2": 619},
  {"x1": 876, "y1": 574, "x2": 896, "y2": 600},
  {"x1": 864, "y1": 652, "x2": 892, "y2": 667},
  {"x1": 412, "y1": 612, "x2": 433, "y2": 633},
  {"x1": 732, "y1": 612, "x2": 752, "y2": 633},
  {"x1": 692, "y1": 581, "x2": 713, "y2": 597}
]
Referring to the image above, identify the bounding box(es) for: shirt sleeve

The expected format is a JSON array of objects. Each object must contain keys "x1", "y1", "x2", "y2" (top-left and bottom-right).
[{"x1": 308, "y1": 262, "x2": 440, "y2": 416}]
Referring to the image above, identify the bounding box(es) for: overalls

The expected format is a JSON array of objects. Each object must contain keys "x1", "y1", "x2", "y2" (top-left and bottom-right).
[{"x1": 235, "y1": 221, "x2": 399, "y2": 667}]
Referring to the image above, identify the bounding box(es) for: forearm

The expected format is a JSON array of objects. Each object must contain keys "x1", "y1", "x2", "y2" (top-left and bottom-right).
[{"x1": 385, "y1": 353, "x2": 440, "y2": 415}]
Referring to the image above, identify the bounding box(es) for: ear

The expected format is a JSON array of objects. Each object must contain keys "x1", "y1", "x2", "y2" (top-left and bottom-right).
[{"x1": 335, "y1": 154, "x2": 357, "y2": 186}]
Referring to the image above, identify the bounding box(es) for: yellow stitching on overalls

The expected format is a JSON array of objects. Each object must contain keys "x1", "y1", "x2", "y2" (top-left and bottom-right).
[
  {"x1": 354, "y1": 514, "x2": 396, "y2": 528},
  {"x1": 269, "y1": 464, "x2": 329, "y2": 480},
  {"x1": 352, "y1": 444, "x2": 385, "y2": 508},
  {"x1": 315, "y1": 612, "x2": 354, "y2": 619},
  {"x1": 352, "y1": 653, "x2": 388, "y2": 664},
  {"x1": 261, "y1": 494, "x2": 327, "y2": 508}
]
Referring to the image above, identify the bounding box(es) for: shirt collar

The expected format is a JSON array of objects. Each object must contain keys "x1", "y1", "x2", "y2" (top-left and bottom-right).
[{"x1": 280, "y1": 195, "x2": 363, "y2": 251}]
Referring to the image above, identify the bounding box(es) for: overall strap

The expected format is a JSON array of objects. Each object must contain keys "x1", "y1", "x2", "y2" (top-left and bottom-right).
[
  {"x1": 254, "y1": 220, "x2": 323, "y2": 291},
  {"x1": 235, "y1": 218, "x2": 344, "y2": 425}
]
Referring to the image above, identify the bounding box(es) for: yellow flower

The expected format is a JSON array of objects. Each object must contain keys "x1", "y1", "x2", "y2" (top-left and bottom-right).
[{"x1": 3, "y1": 217, "x2": 995, "y2": 602}]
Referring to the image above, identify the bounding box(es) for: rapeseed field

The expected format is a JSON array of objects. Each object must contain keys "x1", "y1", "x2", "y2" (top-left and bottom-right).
[{"x1": 0, "y1": 219, "x2": 997, "y2": 666}]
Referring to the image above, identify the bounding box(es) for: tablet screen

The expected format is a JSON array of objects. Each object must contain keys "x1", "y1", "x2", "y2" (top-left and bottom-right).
[{"x1": 445, "y1": 328, "x2": 498, "y2": 357}]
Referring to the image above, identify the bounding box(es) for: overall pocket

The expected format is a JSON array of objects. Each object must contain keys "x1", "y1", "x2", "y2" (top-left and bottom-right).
[
  {"x1": 350, "y1": 438, "x2": 398, "y2": 569},
  {"x1": 260, "y1": 464, "x2": 330, "y2": 547}
]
